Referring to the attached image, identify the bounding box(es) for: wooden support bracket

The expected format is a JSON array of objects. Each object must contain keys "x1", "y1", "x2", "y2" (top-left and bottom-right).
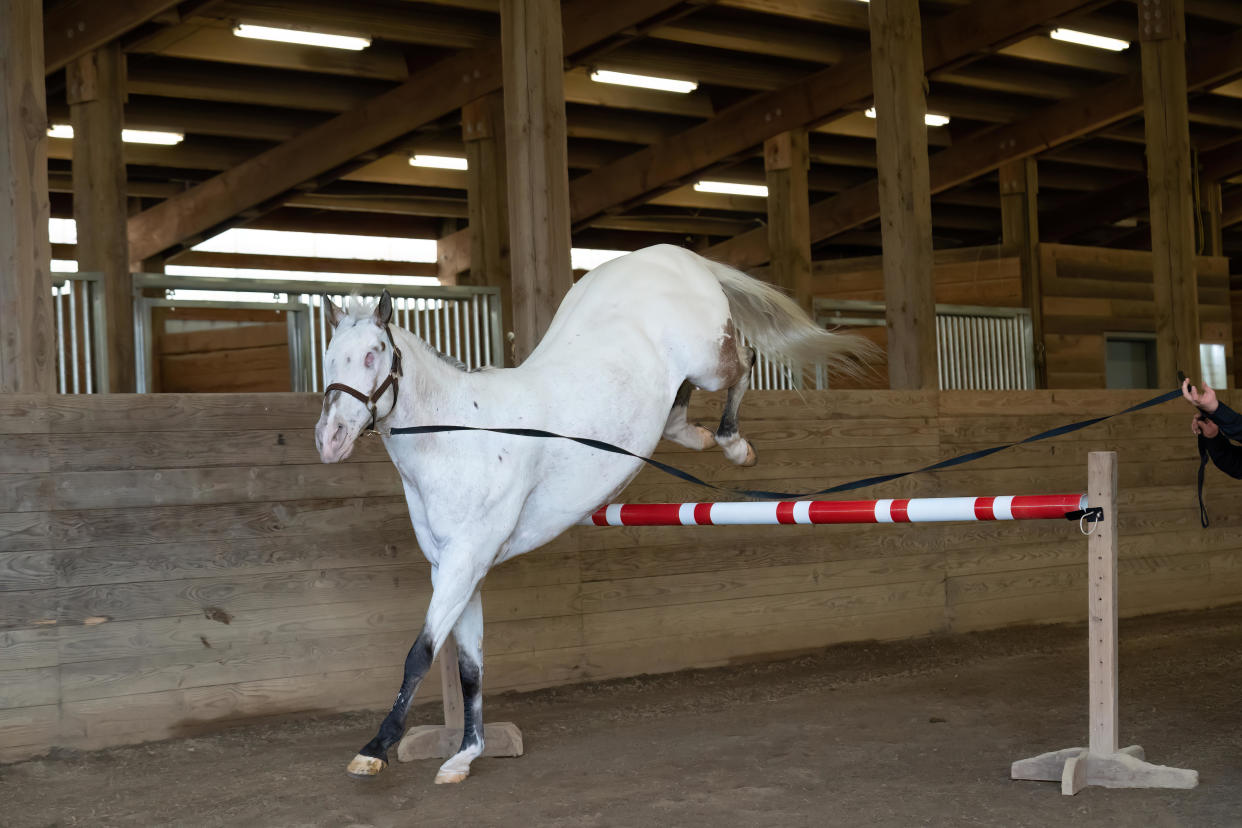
[
  {"x1": 395, "y1": 634, "x2": 524, "y2": 763},
  {"x1": 1011, "y1": 452, "x2": 1198, "y2": 795}
]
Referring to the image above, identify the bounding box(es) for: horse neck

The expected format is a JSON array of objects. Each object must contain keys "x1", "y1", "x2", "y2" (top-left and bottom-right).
[{"x1": 386, "y1": 325, "x2": 473, "y2": 424}]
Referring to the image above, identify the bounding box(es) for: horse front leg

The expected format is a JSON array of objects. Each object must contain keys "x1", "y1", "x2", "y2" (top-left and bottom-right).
[
  {"x1": 434, "y1": 588, "x2": 485, "y2": 784},
  {"x1": 347, "y1": 558, "x2": 485, "y2": 778}
]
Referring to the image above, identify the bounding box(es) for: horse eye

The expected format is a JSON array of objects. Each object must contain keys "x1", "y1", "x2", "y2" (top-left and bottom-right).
[{"x1": 365, "y1": 352, "x2": 376, "y2": 368}]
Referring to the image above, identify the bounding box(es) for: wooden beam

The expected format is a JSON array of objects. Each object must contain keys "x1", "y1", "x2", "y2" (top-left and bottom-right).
[
  {"x1": 463, "y1": 94, "x2": 513, "y2": 359},
  {"x1": 706, "y1": 25, "x2": 1242, "y2": 267},
  {"x1": 165, "y1": 250, "x2": 438, "y2": 277},
  {"x1": 45, "y1": 0, "x2": 181, "y2": 73},
  {"x1": 502, "y1": 0, "x2": 573, "y2": 363},
  {"x1": 764, "y1": 130, "x2": 812, "y2": 312},
  {"x1": 1199, "y1": 138, "x2": 1242, "y2": 182},
  {"x1": 567, "y1": 0, "x2": 1105, "y2": 230},
  {"x1": 125, "y1": 0, "x2": 687, "y2": 264},
  {"x1": 999, "y1": 158, "x2": 1046, "y2": 387},
  {"x1": 70, "y1": 43, "x2": 133, "y2": 391},
  {"x1": 1139, "y1": 0, "x2": 1199, "y2": 386},
  {"x1": 870, "y1": 0, "x2": 937, "y2": 391},
  {"x1": 0, "y1": 0, "x2": 54, "y2": 392}
]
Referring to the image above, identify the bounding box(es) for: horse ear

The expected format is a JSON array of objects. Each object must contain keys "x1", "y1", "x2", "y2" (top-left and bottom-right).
[
  {"x1": 324, "y1": 295, "x2": 345, "y2": 327},
  {"x1": 375, "y1": 289, "x2": 394, "y2": 326}
]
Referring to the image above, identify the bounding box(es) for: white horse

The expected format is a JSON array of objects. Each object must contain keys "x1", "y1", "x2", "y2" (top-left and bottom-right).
[{"x1": 315, "y1": 244, "x2": 870, "y2": 782}]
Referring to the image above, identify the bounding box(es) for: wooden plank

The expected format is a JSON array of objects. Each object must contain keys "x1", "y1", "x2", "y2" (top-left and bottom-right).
[
  {"x1": 0, "y1": 704, "x2": 60, "y2": 762},
  {"x1": 2, "y1": 496, "x2": 409, "y2": 553},
  {"x1": 0, "y1": 0, "x2": 55, "y2": 393},
  {"x1": 43, "y1": 392, "x2": 321, "y2": 433},
  {"x1": 160, "y1": 343, "x2": 293, "y2": 393},
  {"x1": 46, "y1": 428, "x2": 386, "y2": 471},
  {"x1": 0, "y1": 665, "x2": 58, "y2": 710},
  {"x1": 582, "y1": 577, "x2": 946, "y2": 645},
  {"x1": 870, "y1": 0, "x2": 937, "y2": 390},
  {"x1": 1139, "y1": 0, "x2": 1200, "y2": 386}
]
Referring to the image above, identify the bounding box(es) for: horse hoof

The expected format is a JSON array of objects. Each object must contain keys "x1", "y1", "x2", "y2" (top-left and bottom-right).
[
  {"x1": 742, "y1": 444, "x2": 758, "y2": 467},
  {"x1": 435, "y1": 769, "x2": 470, "y2": 785},
  {"x1": 695, "y1": 425, "x2": 716, "y2": 450},
  {"x1": 346, "y1": 754, "x2": 387, "y2": 778}
]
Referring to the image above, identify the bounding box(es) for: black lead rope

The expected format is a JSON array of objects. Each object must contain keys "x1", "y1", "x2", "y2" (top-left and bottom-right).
[
  {"x1": 389, "y1": 386, "x2": 1188, "y2": 507},
  {"x1": 1197, "y1": 437, "x2": 1212, "y2": 528}
]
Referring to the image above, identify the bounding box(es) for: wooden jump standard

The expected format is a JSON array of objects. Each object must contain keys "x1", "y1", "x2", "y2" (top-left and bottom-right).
[{"x1": 400, "y1": 452, "x2": 1198, "y2": 796}]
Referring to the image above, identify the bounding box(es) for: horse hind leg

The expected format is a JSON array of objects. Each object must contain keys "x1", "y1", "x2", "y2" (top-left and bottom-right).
[
  {"x1": 662, "y1": 380, "x2": 716, "y2": 450},
  {"x1": 715, "y1": 344, "x2": 758, "y2": 467},
  {"x1": 435, "y1": 589, "x2": 485, "y2": 784}
]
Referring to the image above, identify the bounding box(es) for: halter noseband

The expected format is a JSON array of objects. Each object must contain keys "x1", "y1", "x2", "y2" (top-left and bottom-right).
[{"x1": 323, "y1": 323, "x2": 404, "y2": 434}]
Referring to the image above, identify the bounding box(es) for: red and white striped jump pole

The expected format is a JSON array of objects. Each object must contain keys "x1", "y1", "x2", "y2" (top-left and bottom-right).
[{"x1": 581, "y1": 494, "x2": 1087, "y2": 527}]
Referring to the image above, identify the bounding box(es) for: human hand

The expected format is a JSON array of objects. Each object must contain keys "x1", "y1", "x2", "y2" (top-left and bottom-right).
[
  {"x1": 1182, "y1": 378, "x2": 1219, "y2": 414},
  {"x1": 1192, "y1": 414, "x2": 1220, "y2": 439}
]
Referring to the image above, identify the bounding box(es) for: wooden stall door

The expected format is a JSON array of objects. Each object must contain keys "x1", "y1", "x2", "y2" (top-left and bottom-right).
[{"x1": 153, "y1": 307, "x2": 292, "y2": 393}]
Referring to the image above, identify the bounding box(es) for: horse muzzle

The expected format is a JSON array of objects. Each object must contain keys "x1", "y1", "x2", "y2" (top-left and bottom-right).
[{"x1": 316, "y1": 414, "x2": 358, "y2": 464}]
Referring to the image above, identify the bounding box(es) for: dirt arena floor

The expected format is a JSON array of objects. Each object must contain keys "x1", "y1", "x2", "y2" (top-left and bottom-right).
[{"x1": 4, "y1": 604, "x2": 1241, "y2": 828}]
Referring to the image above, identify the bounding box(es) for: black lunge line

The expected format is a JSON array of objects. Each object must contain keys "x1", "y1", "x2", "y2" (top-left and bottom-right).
[{"x1": 390, "y1": 386, "x2": 1186, "y2": 503}]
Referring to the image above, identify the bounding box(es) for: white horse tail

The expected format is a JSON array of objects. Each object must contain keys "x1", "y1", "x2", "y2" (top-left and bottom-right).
[{"x1": 703, "y1": 258, "x2": 875, "y2": 376}]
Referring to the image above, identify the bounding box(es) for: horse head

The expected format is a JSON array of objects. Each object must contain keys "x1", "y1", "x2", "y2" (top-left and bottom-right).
[{"x1": 315, "y1": 290, "x2": 401, "y2": 463}]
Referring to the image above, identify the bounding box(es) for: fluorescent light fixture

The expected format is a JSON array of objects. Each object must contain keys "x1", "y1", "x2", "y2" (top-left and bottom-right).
[
  {"x1": 864, "y1": 108, "x2": 951, "y2": 127},
  {"x1": 589, "y1": 69, "x2": 698, "y2": 94},
  {"x1": 122, "y1": 129, "x2": 184, "y2": 145},
  {"x1": 1050, "y1": 28, "x2": 1129, "y2": 51},
  {"x1": 47, "y1": 125, "x2": 185, "y2": 145},
  {"x1": 409, "y1": 154, "x2": 468, "y2": 170},
  {"x1": 51, "y1": 259, "x2": 79, "y2": 273},
  {"x1": 233, "y1": 23, "x2": 371, "y2": 51},
  {"x1": 694, "y1": 180, "x2": 768, "y2": 198}
]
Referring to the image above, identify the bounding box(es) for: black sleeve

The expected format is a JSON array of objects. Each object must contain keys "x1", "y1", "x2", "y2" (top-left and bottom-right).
[
  {"x1": 1208, "y1": 401, "x2": 1242, "y2": 441},
  {"x1": 1202, "y1": 434, "x2": 1242, "y2": 480}
]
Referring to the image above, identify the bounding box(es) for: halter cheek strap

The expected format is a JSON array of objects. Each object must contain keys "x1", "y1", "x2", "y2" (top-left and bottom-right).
[{"x1": 324, "y1": 324, "x2": 404, "y2": 434}]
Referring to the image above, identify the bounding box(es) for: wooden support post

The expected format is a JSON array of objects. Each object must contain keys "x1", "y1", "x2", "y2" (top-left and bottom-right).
[
  {"x1": 396, "y1": 633, "x2": 524, "y2": 763},
  {"x1": 501, "y1": 0, "x2": 573, "y2": 364},
  {"x1": 464, "y1": 93, "x2": 514, "y2": 365},
  {"x1": 1011, "y1": 451, "x2": 1197, "y2": 795},
  {"x1": 70, "y1": 42, "x2": 133, "y2": 392},
  {"x1": 868, "y1": 0, "x2": 938, "y2": 390},
  {"x1": 0, "y1": 0, "x2": 56, "y2": 393},
  {"x1": 764, "y1": 130, "x2": 812, "y2": 314},
  {"x1": 999, "y1": 158, "x2": 1046, "y2": 388},
  {"x1": 1139, "y1": 0, "x2": 1200, "y2": 387},
  {"x1": 1200, "y1": 180, "x2": 1223, "y2": 258}
]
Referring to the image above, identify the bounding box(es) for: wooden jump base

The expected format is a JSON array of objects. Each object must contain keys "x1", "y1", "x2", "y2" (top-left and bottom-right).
[{"x1": 399, "y1": 452, "x2": 1197, "y2": 795}]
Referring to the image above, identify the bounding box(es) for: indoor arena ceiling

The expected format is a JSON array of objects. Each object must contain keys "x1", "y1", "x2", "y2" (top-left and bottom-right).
[{"x1": 39, "y1": 0, "x2": 1242, "y2": 266}]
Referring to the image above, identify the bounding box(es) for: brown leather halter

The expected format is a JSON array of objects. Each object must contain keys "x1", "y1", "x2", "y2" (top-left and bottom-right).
[{"x1": 323, "y1": 323, "x2": 404, "y2": 433}]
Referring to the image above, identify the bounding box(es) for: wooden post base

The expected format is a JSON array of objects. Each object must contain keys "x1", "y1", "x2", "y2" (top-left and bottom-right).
[
  {"x1": 397, "y1": 721, "x2": 524, "y2": 762},
  {"x1": 1012, "y1": 745, "x2": 1198, "y2": 796}
]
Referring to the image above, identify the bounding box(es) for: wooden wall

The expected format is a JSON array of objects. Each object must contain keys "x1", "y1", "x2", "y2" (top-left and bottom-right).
[
  {"x1": 4, "y1": 389, "x2": 1241, "y2": 762},
  {"x1": 152, "y1": 307, "x2": 292, "y2": 393},
  {"x1": 810, "y1": 243, "x2": 1232, "y2": 390},
  {"x1": 1040, "y1": 244, "x2": 1231, "y2": 388}
]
